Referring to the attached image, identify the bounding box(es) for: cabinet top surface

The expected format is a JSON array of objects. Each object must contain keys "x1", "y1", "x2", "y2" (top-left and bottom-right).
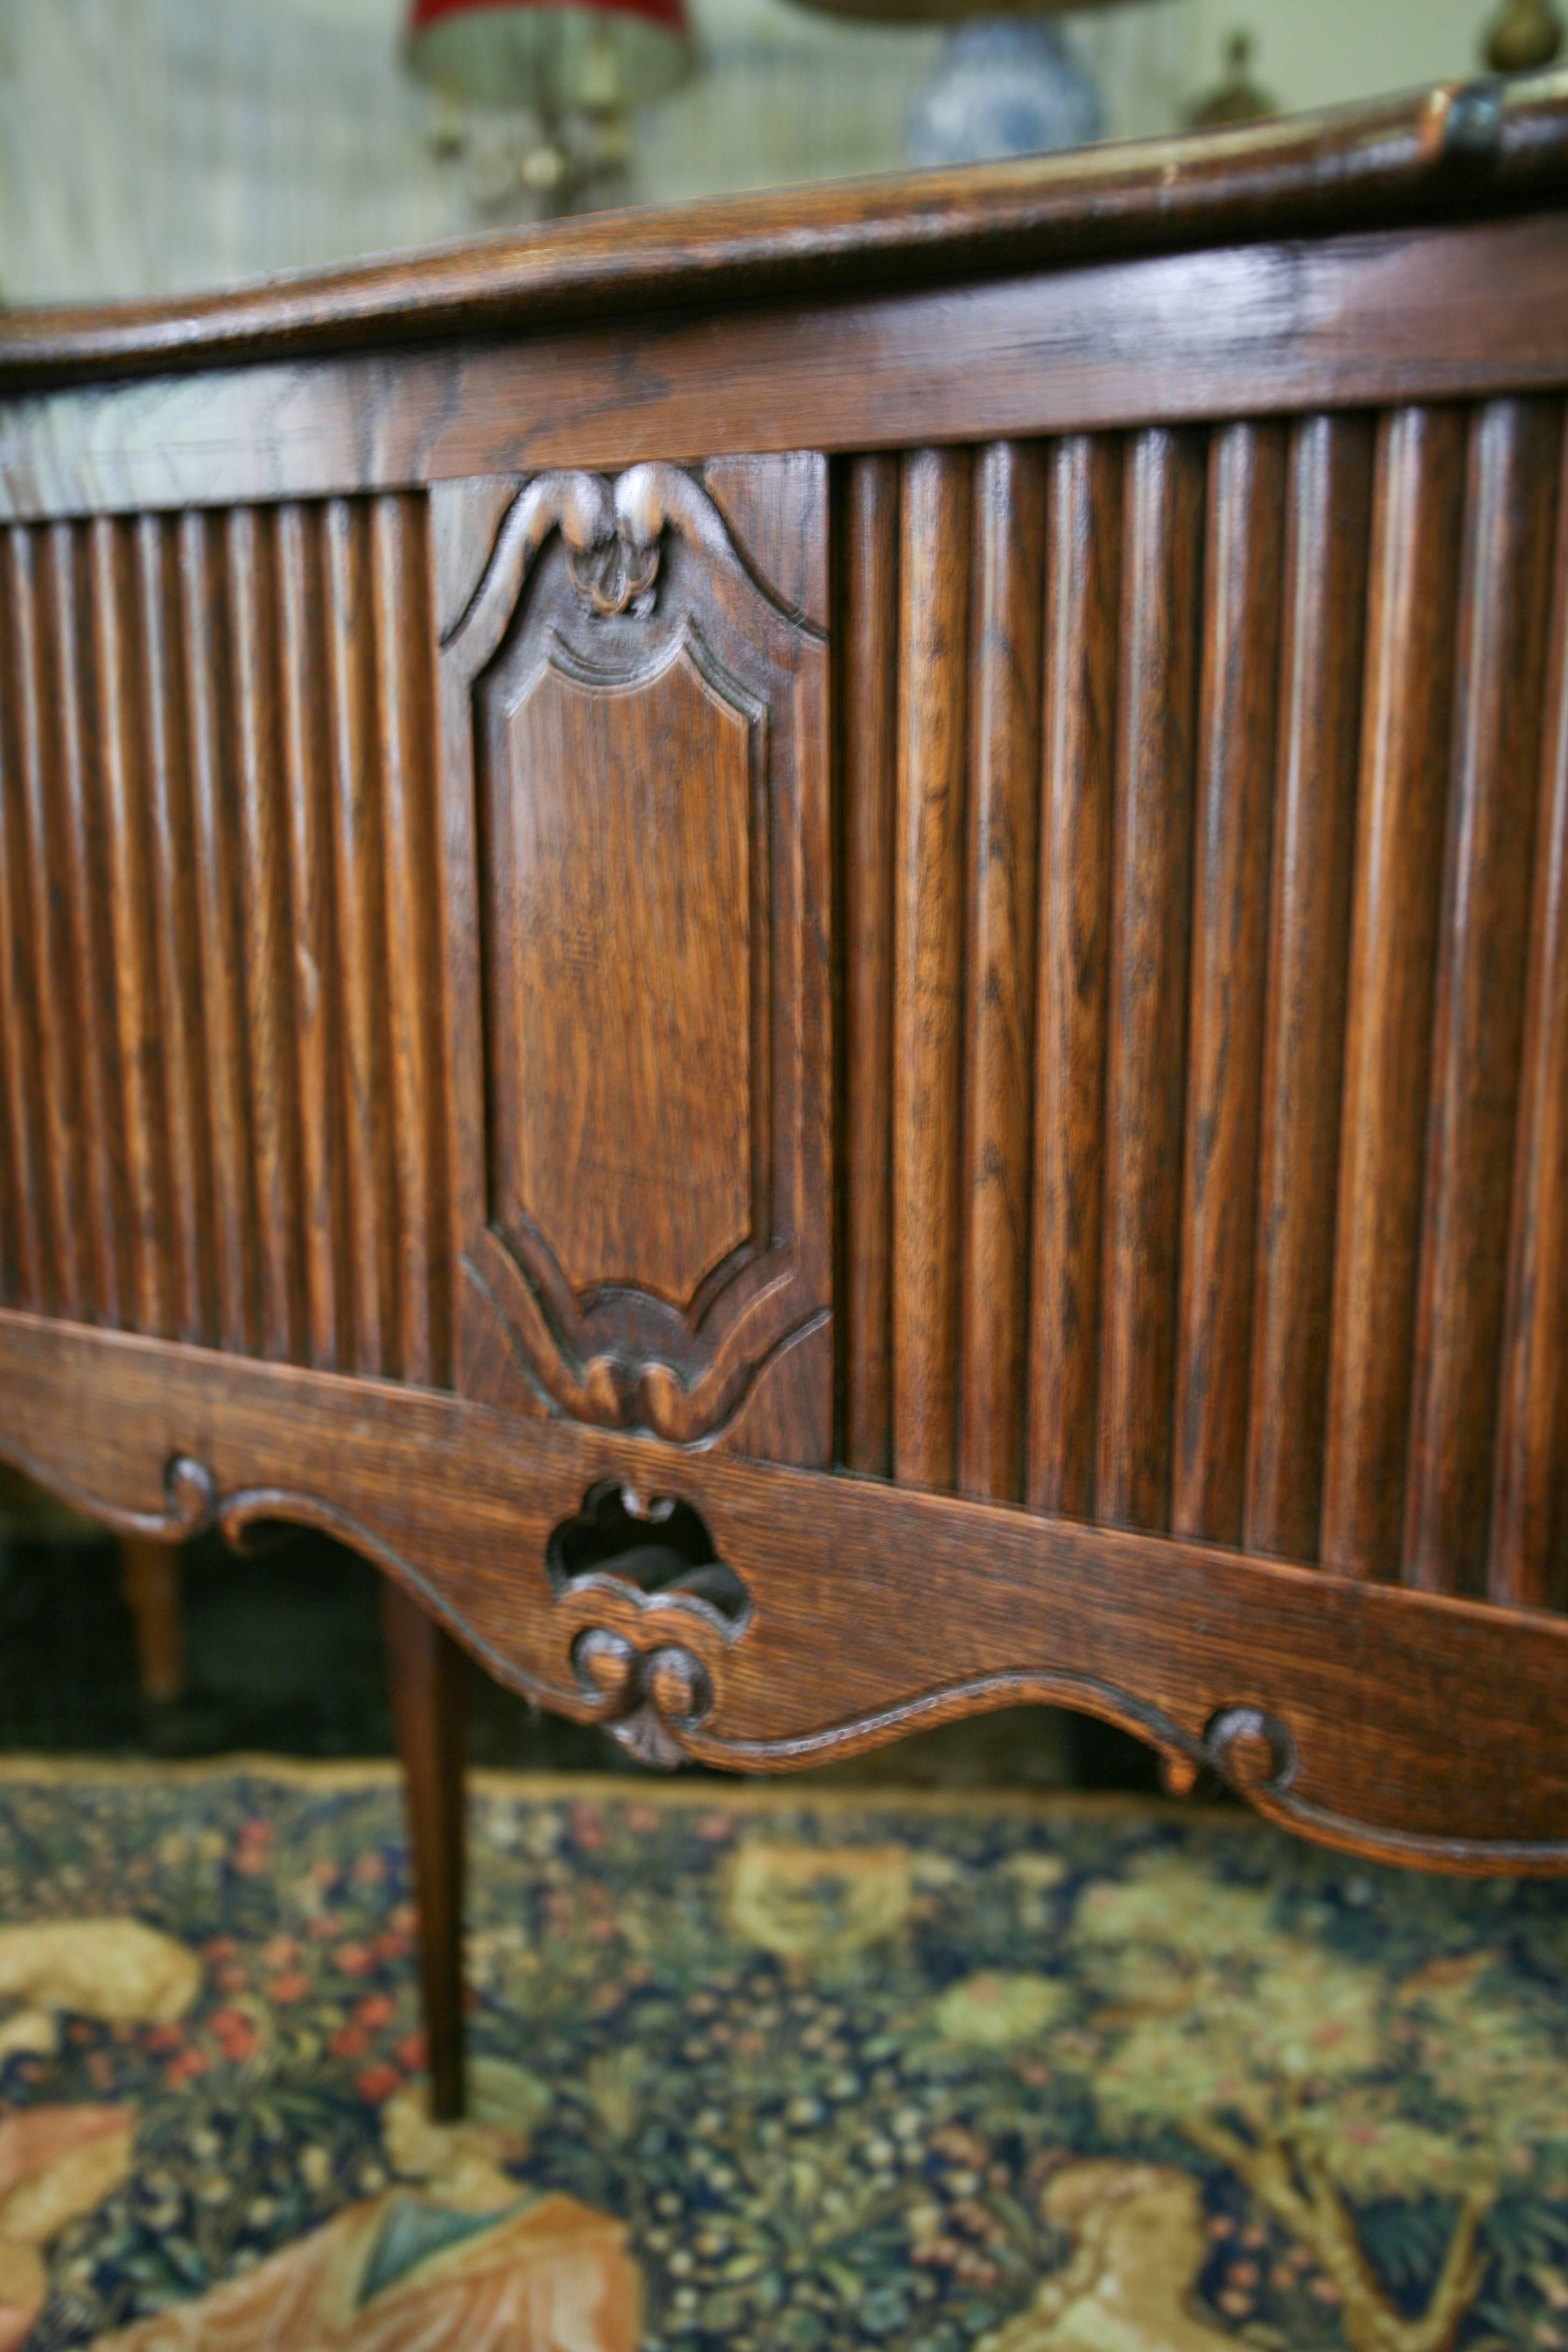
[{"x1": 1, "y1": 73, "x2": 1566, "y2": 390}]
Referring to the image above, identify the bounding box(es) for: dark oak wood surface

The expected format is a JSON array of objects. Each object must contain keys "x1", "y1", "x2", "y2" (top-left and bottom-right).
[
  {"x1": 4, "y1": 1310, "x2": 1567, "y2": 1873},
  {"x1": 0, "y1": 76, "x2": 1563, "y2": 387},
  {"x1": 6, "y1": 81, "x2": 1568, "y2": 2102},
  {"x1": 9, "y1": 215, "x2": 1568, "y2": 524}
]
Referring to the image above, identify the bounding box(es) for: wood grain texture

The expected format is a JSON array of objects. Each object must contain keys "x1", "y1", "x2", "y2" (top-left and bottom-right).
[
  {"x1": 120, "y1": 1537, "x2": 184, "y2": 1706},
  {"x1": 1096, "y1": 429, "x2": 1206, "y2": 1533},
  {"x1": 1026, "y1": 436, "x2": 1122, "y2": 1519},
  {"x1": 0, "y1": 496, "x2": 450, "y2": 1384},
  {"x1": 325, "y1": 498, "x2": 394, "y2": 1380},
  {"x1": 1172, "y1": 423, "x2": 1287, "y2": 1545},
  {"x1": 702, "y1": 452, "x2": 830, "y2": 632},
  {"x1": 497, "y1": 666, "x2": 753, "y2": 1306},
  {"x1": 1321, "y1": 408, "x2": 1467, "y2": 1581},
  {"x1": 277, "y1": 501, "x2": 341, "y2": 1371},
  {"x1": 6, "y1": 218, "x2": 1568, "y2": 524},
  {"x1": 3, "y1": 79, "x2": 1562, "y2": 388},
  {"x1": 372, "y1": 495, "x2": 447, "y2": 1390},
  {"x1": 958, "y1": 442, "x2": 1046, "y2": 1503},
  {"x1": 226, "y1": 507, "x2": 300, "y2": 1365},
  {"x1": 0, "y1": 537, "x2": 46, "y2": 1314},
  {"x1": 892, "y1": 449, "x2": 972, "y2": 1492},
  {"x1": 381, "y1": 1580, "x2": 467, "y2": 2122},
  {"x1": 1245, "y1": 417, "x2": 1375, "y2": 1562},
  {"x1": 839, "y1": 456, "x2": 899, "y2": 1477},
  {"x1": 48, "y1": 521, "x2": 127, "y2": 1333},
  {"x1": 5, "y1": 529, "x2": 82, "y2": 1319},
  {"x1": 92, "y1": 517, "x2": 164, "y2": 1340},
  {"x1": 1404, "y1": 399, "x2": 1564, "y2": 1595},
  {"x1": 1493, "y1": 410, "x2": 1568, "y2": 1609},
  {"x1": 135, "y1": 513, "x2": 208, "y2": 1347},
  {"x1": 5, "y1": 1307, "x2": 1568, "y2": 1870},
  {"x1": 181, "y1": 509, "x2": 256, "y2": 1356},
  {"x1": 436, "y1": 461, "x2": 832, "y2": 1459}
]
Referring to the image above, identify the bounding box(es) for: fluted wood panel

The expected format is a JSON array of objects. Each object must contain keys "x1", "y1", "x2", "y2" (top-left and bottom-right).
[
  {"x1": 93, "y1": 516, "x2": 165, "y2": 1341},
  {"x1": 841, "y1": 403, "x2": 1568, "y2": 1608},
  {"x1": 891, "y1": 449, "x2": 971, "y2": 1490},
  {"x1": 1096, "y1": 429, "x2": 1207, "y2": 1534},
  {"x1": 1321, "y1": 410, "x2": 1468, "y2": 1581},
  {"x1": 136, "y1": 512, "x2": 208, "y2": 1348},
  {"x1": 0, "y1": 494, "x2": 450, "y2": 1385},
  {"x1": 10, "y1": 529, "x2": 87, "y2": 1318},
  {"x1": 1403, "y1": 401, "x2": 1563, "y2": 1597},
  {"x1": 958, "y1": 442, "x2": 1046, "y2": 1503},
  {"x1": 1245, "y1": 417, "x2": 1375, "y2": 1563},
  {"x1": 840, "y1": 456, "x2": 899, "y2": 1478},
  {"x1": 1493, "y1": 412, "x2": 1568, "y2": 1611},
  {"x1": 51, "y1": 522, "x2": 128, "y2": 1335},
  {"x1": 1172, "y1": 422, "x2": 1287, "y2": 1546},
  {"x1": 1027, "y1": 437, "x2": 1122, "y2": 1520}
]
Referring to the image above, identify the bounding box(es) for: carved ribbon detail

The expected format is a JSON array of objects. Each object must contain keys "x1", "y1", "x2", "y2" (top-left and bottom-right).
[
  {"x1": 566, "y1": 531, "x2": 661, "y2": 619},
  {"x1": 442, "y1": 463, "x2": 761, "y2": 651},
  {"x1": 573, "y1": 1628, "x2": 713, "y2": 1769}
]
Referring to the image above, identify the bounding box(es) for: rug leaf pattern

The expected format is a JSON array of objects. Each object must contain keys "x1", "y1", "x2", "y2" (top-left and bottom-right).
[{"x1": 0, "y1": 1771, "x2": 1565, "y2": 2352}]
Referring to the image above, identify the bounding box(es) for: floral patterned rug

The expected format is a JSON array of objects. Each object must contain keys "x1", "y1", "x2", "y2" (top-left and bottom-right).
[{"x1": 0, "y1": 1762, "x2": 1565, "y2": 2352}]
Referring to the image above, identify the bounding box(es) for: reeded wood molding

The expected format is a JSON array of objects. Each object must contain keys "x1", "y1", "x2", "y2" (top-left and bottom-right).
[
  {"x1": 1, "y1": 79, "x2": 1565, "y2": 387},
  {"x1": 0, "y1": 494, "x2": 448, "y2": 1380},
  {"x1": 4, "y1": 1312, "x2": 1566, "y2": 1874}
]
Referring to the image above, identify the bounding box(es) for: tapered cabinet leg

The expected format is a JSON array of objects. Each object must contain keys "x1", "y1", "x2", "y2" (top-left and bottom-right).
[
  {"x1": 121, "y1": 1537, "x2": 185, "y2": 1703},
  {"x1": 381, "y1": 1581, "x2": 468, "y2": 2121}
]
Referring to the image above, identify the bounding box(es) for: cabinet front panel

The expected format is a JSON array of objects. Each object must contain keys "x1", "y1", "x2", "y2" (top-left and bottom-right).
[{"x1": 5, "y1": 405, "x2": 1568, "y2": 1600}]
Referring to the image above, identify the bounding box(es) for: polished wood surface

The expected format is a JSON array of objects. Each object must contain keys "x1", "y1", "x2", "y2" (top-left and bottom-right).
[
  {"x1": 381, "y1": 1580, "x2": 466, "y2": 2122},
  {"x1": 5, "y1": 81, "x2": 1568, "y2": 2104},
  {"x1": 0, "y1": 76, "x2": 1564, "y2": 386},
  {"x1": 436, "y1": 460, "x2": 831, "y2": 1457},
  {"x1": 1244, "y1": 416, "x2": 1373, "y2": 1563},
  {"x1": 11, "y1": 215, "x2": 1568, "y2": 529},
  {"x1": 960, "y1": 442, "x2": 1046, "y2": 1506},
  {"x1": 4, "y1": 1310, "x2": 1568, "y2": 1871},
  {"x1": 893, "y1": 448, "x2": 970, "y2": 1492},
  {"x1": 1026, "y1": 435, "x2": 1120, "y2": 1521},
  {"x1": 1321, "y1": 410, "x2": 1469, "y2": 1581},
  {"x1": 120, "y1": 1536, "x2": 184, "y2": 1705}
]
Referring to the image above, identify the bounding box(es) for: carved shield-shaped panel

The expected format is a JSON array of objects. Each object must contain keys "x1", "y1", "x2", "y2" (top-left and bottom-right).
[{"x1": 435, "y1": 461, "x2": 831, "y2": 1463}]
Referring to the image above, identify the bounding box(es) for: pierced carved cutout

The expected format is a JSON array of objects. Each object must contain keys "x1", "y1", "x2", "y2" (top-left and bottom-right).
[
  {"x1": 549, "y1": 1479, "x2": 748, "y2": 1768},
  {"x1": 435, "y1": 460, "x2": 831, "y2": 1460},
  {"x1": 548, "y1": 1478, "x2": 749, "y2": 1622}
]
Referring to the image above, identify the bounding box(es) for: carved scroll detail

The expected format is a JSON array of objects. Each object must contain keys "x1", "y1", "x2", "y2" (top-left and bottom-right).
[
  {"x1": 550, "y1": 1479, "x2": 745, "y2": 1769},
  {"x1": 573, "y1": 1630, "x2": 715, "y2": 1769},
  {"x1": 5, "y1": 1311, "x2": 1562, "y2": 1873}
]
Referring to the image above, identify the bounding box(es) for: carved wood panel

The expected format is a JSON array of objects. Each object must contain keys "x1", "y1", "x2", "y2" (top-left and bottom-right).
[{"x1": 435, "y1": 459, "x2": 831, "y2": 1464}]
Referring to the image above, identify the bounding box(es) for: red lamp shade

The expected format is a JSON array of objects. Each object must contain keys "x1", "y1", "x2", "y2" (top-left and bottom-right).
[{"x1": 408, "y1": 0, "x2": 692, "y2": 115}]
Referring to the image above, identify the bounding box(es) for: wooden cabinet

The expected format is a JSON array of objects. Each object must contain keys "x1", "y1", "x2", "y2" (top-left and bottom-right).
[{"x1": 5, "y1": 73, "x2": 1568, "y2": 2110}]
